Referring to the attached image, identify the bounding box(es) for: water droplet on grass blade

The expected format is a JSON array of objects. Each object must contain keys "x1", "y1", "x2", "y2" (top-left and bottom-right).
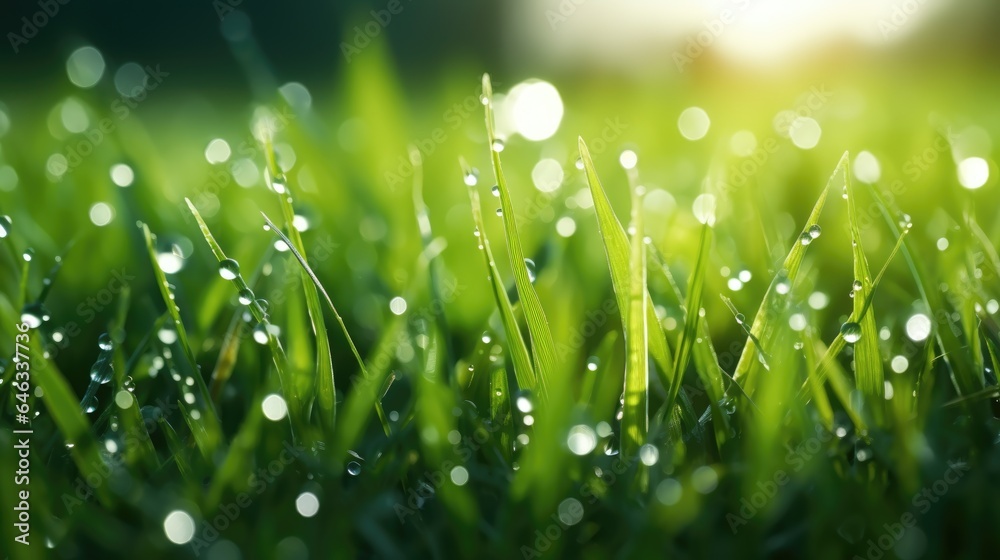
[
  {"x1": 799, "y1": 232, "x2": 812, "y2": 245},
  {"x1": 252, "y1": 324, "x2": 269, "y2": 345},
  {"x1": 491, "y1": 185, "x2": 500, "y2": 197},
  {"x1": 841, "y1": 322, "x2": 862, "y2": 343},
  {"x1": 491, "y1": 139, "x2": 505, "y2": 152},
  {"x1": 524, "y1": 258, "x2": 536, "y2": 283},
  {"x1": 219, "y1": 258, "x2": 240, "y2": 280},
  {"x1": 808, "y1": 224, "x2": 822, "y2": 239},
  {"x1": 496, "y1": 208, "x2": 503, "y2": 217},
  {"x1": 238, "y1": 288, "x2": 254, "y2": 305},
  {"x1": 347, "y1": 461, "x2": 362, "y2": 476},
  {"x1": 463, "y1": 168, "x2": 479, "y2": 186},
  {"x1": 735, "y1": 313, "x2": 745, "y2": 325},
  {"x1": 0, "y1": 215, "x2": 11, "y2": 238},
  {"x1": 98, "y1": 333, "x2": 113, "y2": 351},
  {"x1": 20, "y1": 303, "x2": 48, "y2": 328},
  {"x1": 83, "y1": 395, "x2": 98, "y2": 413}
]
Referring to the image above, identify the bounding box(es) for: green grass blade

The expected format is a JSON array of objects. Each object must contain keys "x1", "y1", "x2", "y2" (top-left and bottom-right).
[
  {"x1": 462, "y1": 159, "x2": 539, "y2": 396},
  {"x1": 844, "y1": 156, "x2": 885, "y2": 399},
  {"x1": 621, "y1": 186, "x2": 648, "y2": 457},
  {"x1": 481, "y1": 74, "x2": 557, "y2": 392},
  {"x1": 141, "y1": 222, "x2": 223, "y2": 457},
  {"x1": 732, "y1": 152, "x2": 842, "y2": 395},
  {"x1": 577, "y1": 137, "x2": 676, "y2": 396},
  {"x1": 260, "y1": 212, "x2": 392, "y2": 437}
]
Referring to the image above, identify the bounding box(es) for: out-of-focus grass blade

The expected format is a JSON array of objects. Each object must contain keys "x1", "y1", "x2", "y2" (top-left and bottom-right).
[
  {"x1": 206, "y1": 392, "x2": 265, "y2": 508},
  {"x1": 261, "y1": 211, "x2": 392, "y2": 437},
  {"x1": 261, "y1": 143, "x2": 338, "y2": 436},
  {"x1": 664, "y1": 225, "x2": 712, "y2": 419},
  {"x1": 490, "y1": 366, "x2": 513, "y2": 463},
  {"x1": 733, "y1": 153, "x2": 842, "y2": 395},
  {"x1": 800, "y1": 329, "x2": 834, "y2": 430},
  {"x1": 481, "y1": 74, "x2": 557, "y2": 393},
  {"x1": 577, "y1": 138, "x2": 676, "y2": 398},
  {"x1": 27, "y1": 333, "x2": 113, "y2": 505},
  {"x1": 844, "y1": 157, "x2": 884, "y2": 399},
  {"x1": 142, "y1": 222, "x2": 223, "y2": 457},
  {"x1": 157, "y1": 416, "x2": 194, "y2": 482},
  {"x1": 462, "y1": 159, "x2": 539, "y2": 396},
  {"x1": 621, "y1": 186, "x2": 648, "y2": 457}
]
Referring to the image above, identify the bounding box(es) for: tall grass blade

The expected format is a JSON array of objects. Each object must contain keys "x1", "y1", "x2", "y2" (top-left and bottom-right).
[{"x1": 621, "y1": 186, "x2": 648, "y2": 457}]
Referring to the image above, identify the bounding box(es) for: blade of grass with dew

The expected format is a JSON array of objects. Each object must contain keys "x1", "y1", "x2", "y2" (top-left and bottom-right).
[
  {"x1": 733, "y1": 153, "x2": 843, "y2": 395},
  {"x1": 577, "y1": 138, "x2": 676, "y2": 402},
  {"x1": 461, "y1": 159, "x2": 539, "y2": 396},
  {"x1": 26, "y1": 332, "x2": 113, "y2": 505},
  {"x1": 621, "y1": 186, "x2": 649, "y2": 458},
  {"x1": 863, "y1": 181, "x2": 981, "y2": 398},
  {"x1": 109, "y1": 285, "x2": 158, "y2": 469},
  {"x1": 262, "y1": 142, "x2": 339, "y2": 435},
  {"x1": 142, "y1": 222, "x2": 224, "y2": 457},
  {"x1": 261, "y1": 211, "x2": 392, "y2": 437},
  {"x1": 183, "y1": 203, "x2": 303, "y2": 440},
  {"x1": 844, "y1": 157, "x2": 885, "y2": 400},
  {"x1": 481, "y1": 74, "x2": 557, "y2": 393},
  {"x1": 800, "y1": 328, "x2": 834, "y2": 430},
  {"x1": 581, "y1": 331, "x2": 621, "y2": 418}
]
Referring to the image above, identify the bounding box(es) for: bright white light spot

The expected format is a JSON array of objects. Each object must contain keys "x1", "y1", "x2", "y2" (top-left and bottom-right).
[
  {"x1": 110, "y1": 163, "x2": 134, "y2": 187},
  {"x1": 295, "y1": 492, "x2": 320, "y2": 517},
  {"x1": 957, "y1": 157, "x2": 989, "y2": 189},
  {"x1": 854, "y1": 151, "x2": 881, "y2": 183},
  {"x1": 205, "y1": 139, "x2": 231, "y2": 164},
  {"x1": 450, "y1": 466, "x2": 469, "y2": 486},
  {"x1": 261, "y1": 394, "x2": 288, "y2": 421},
  {"x1": 389, "y1": 296, "x2": 407, "y2": 316},
  {"x1": 730, "y1": 130, "x2": 757, "y2": 157},
  {"x1": 158, "y1": 329, "x2": 178, "y2": 344},
  {"x1": 66, "y1": 46, "x2": 105, "y2": 88},
  {"x1": 890, "y1": 355, "x2": 908, "y2": 373},
  {"x1": 727, "y1": 278, "x2": 743, "y2": 291},
  {"x1": 808, "y1": 291, "x2": 829, "y2": 310},
  {"x1": 691, "y1": 193, "x2": 716, "y2": 226},
  {"x1": 936, "y1": 238, "x2": 949, "y2": 251},
  {"x1": 639, "y1": 444, "x2": 659, "y2": 466},
  {"x1": 619, "y1": 150, "x2": 638, "y2": 170},
  {"x1": 531, "y1": 158, "x2": 564, "y2": 192},
  {"x1": 905, "y1": 313, "x2": 932, "y2": 342},
  {"x1": 678, "y1": 107, "x2": 710, "y2": 141},
  {"x1": 89, "y1": 203, "x2": 113, "y2": 226},
  {"x1": 567, "y1": 425, "x2": 597, "y2": 455},
  {"x1": 883, "y1": 381, "x2": 894, "y2": 400},
  {"x1": 157, "y1": 252, "x2": 184, "y2": 274},
  {"x1": 105, "y1": 439, "x2": 118, "y2": 453},
  {"x1": 556, "y1": 216, "x2": 576, "y2": 237},
  {"x1": 691, "y1": 466, "x2": 718, "y2": 494},
  {"x1": 510, "y1": 80, "x2": 563, "y2": 141},
  {"x1": 163, "y1": 510, "x2": 196, "y2": 544},
  {"x1": 988, "y1": 299, "x2": 999, "y2": 314},
  {"x1": 738, "y1": 270, "x2": 752, "y2": 283},
  {"x1": 789, "y1": 313, "x2": 807, "y2": 331},
  {"x1": 789, "y1": 117, "x2": 821, "y2": 149}
]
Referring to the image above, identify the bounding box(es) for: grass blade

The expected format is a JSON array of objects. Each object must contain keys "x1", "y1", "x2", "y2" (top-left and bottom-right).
[
  {"x1": 732, "y1": 153, "x2": 842, "y2": 395},
  {"x1": 481, "y1": 74, "x2": 558, "y2": 392},
  {"x1": 844, "y1": 156, "x2": 885, "y2": 399},
  {"x1": 462, "y1": 159, "x2": 539, "y2": 396},
  {"x1": 621, "y1": 186, "x2": 648, "y2": 457}
]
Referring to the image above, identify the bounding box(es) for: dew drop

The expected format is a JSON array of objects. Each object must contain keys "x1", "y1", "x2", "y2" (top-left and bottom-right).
[
  {"x1": 252, "y1": 324, "x2": 269, "y2": 345},
  {"x1": 491, "y1": 185, "x2": 500, "y2": 197},
  {"x1": 524, "y1": 258, "x2": 536, "y2": 283},
  {"x1": 346, "y1": 461, "x2": 362, "y2": 476},
  {"x1": 841, "y1": 322, "x2": 862, "y2": 343},
  {"x1": 238, "y1": 288, "x2": 254, "y2": 306},
  {"x1": 463, "y1": 168, "x2": 479, "y2": 186},
  {"x1": 98, "y1": 333, "x2": 113, "y2": 351},
  {"x1": 219, "y1": 258, "x2": 240, "y2": 280},
  {"x1": 0, "y1": 215, "x2": 11, "y2": 238},
  {"x1": 852, "y1": 280, "x2": 863, "y2": 292},
  {"x1": 735, "y1": 313, "x2": 745, "y2": 325},
  {"x1": 491, "y1": 139, "x2": 505, "y2": 152},
  {"x1": 123, "y1": 376, "x2": 136, "y2": 392},
  {"x1": 83, "y1": 395, "x2": 99, "y2": 413},
  {"x1": 808, "y1": 224, "x2": 822, "y2": 239},
  {"x1": 799, "y1": 232, "x2": 812, "y2": 246},
  {"x1": 20, "y1": 303, "x2": 48, "y2": 329},
  {"x1": 496, "y1": 208, "x2": 503, "y2": 217}
]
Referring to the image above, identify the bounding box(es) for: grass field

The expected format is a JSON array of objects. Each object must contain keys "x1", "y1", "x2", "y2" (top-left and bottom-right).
[{"x1": 2, "y1": 16, "x2": 1000, "y2": 560}]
